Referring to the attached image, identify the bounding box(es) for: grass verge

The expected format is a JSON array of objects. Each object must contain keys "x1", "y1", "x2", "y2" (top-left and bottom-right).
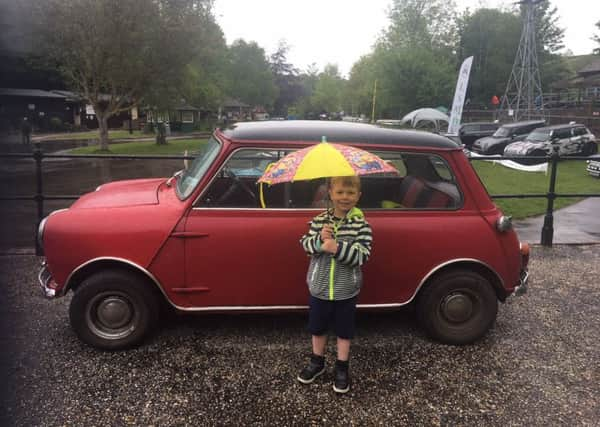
[
  {"x1": 472, "y1": 160, "x2": 599, "y2": 218},
  {"x1": 39, "y1": 130, "x2": 147, "y2": 140}
]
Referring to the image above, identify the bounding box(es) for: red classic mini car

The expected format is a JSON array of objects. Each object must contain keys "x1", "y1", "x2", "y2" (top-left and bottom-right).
[{"x1": 38, "y1": 121, "x2": 529, "y2": 350}]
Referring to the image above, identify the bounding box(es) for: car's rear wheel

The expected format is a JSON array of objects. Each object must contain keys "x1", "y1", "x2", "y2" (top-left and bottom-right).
[
  {"x1": 416, "y1": 270, "x2": 498, "y2": 345},
  {"x1": 69, "y1": 270, "x2": 159, "y2": 350}
]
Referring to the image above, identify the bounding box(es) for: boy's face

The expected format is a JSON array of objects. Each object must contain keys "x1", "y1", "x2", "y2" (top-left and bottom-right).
[{"x1": 329, "y1": 181, "x2": 361, "y2": 216}]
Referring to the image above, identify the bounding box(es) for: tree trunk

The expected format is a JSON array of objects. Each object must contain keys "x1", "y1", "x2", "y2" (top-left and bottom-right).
[
  {"x1": 155, "y1": 122, "x2": 167, "y2": 145},
  {"x1": 97, "y1": 113, "x2": 110, "y2": 151}
]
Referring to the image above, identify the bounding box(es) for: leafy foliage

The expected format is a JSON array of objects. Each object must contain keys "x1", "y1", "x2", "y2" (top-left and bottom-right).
[
  {"x1": 225, "y1": 40, "x2": 277, "y2": 108},
  {"x1": 593, "y1": 20, "x2": 600, "y2": 55},
  {"x1": 34, "y1": 0, "x2": 217, "y2": 148}
]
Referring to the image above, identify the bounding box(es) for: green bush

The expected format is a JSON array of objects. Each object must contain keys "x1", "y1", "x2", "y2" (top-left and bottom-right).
[{"x1": 49, "y1": 116, "x2": 63, "y2": 131}]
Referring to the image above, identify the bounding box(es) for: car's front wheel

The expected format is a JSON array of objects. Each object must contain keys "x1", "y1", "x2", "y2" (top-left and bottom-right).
[
  {"x1": 416, "y1": 270, "x2": 498, "y2": 345},
  {"x1": 69, "y1": 270, "x2": 160, "y2": 350}
]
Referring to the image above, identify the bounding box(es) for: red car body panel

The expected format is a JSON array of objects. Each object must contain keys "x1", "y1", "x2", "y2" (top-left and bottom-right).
[{"x1": 40, "y1": 122, "x2": 527, "y2": 314}]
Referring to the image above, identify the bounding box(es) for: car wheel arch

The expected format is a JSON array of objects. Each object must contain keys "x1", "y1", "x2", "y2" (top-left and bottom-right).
[
  {"x1": 65, "y1": 257, "x2": 168, "y2": 305},
  {"x1": 417, "y1": 259, "x2": 507, "y2": 303}
]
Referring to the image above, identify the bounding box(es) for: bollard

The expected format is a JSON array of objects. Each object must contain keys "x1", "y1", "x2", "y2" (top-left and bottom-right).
[
  {"x1": 34, "y1": 142, "x2": 44, "y2": 255},
  {"x1": 540, "y1": 146, "x2": 559, "y2": 247}
]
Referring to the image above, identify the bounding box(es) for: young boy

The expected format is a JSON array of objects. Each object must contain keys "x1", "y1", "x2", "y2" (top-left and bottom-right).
[{"x1": 298, "y1": 176, "x2": 372, "y2": 394}]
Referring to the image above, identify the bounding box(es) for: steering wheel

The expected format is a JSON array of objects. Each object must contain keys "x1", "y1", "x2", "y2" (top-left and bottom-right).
[{"x1": 216, "y1": 167, "x2": 257, "y2": 205}]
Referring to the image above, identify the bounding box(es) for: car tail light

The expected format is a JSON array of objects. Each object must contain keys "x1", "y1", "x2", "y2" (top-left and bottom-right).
[{"x1": 520, "y1": 242, "x2": 530, "y2": 268}]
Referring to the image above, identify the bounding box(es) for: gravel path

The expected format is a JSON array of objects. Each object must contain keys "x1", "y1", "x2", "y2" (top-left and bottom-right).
[{"x1": 1, "y1": 246, "x2": 599, "y2": 426}]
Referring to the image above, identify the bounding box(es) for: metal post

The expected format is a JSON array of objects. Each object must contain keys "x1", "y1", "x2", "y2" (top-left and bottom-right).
[
  {"x1": 34, "y1": 142, "x2": 44, "y2": 255},
  {"x1": 540, "y1": 147, "x2": 559, "y2": 246}
]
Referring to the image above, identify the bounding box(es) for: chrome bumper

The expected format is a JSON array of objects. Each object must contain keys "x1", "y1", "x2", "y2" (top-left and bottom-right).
[
  {"x1": 38, "y1": 261, "x2": 57, "y2": 298},
  {"x1": 514, "y1": 270, "x2": 529, "y2": 296}
]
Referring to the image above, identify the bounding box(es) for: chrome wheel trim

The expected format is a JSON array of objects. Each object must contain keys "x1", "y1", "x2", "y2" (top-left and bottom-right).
[
  {"x1": 85, "y1": 291, "x2": 137, "y2": 340},
  {"x1": 440, "y1": 291, "x2": 477, "y2": 324}
]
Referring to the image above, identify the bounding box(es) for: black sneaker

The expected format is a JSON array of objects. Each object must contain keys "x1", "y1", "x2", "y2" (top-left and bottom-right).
[
  {"x1": 333, "y1": 360, "x2": 350, "y2": 394},
  {"x1": 297, "y1": 354, "x2": 325, "y2": 384}
]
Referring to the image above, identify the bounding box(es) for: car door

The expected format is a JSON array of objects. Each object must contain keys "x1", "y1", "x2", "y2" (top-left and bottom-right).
[
  {"x1": 553, "y1": 128, "x2": 575, "y2": 156},
  {"x1": 357, "y1": 151, "x2": 474, "y2": 305},
  {"x1": 569, "y1": 126, "x2": 588, "y2": 155},
  {"x1": 182, "y1": 147, "x2": 315, "y2": 308}
]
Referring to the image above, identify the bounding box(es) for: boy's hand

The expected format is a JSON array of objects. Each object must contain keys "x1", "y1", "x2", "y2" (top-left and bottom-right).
[
  {"x1": 321, "y1": 239, "x2": 338, "y2": 254},
  {"x1": 320, "y1": 224, "x2": 334, "y2": 241}
]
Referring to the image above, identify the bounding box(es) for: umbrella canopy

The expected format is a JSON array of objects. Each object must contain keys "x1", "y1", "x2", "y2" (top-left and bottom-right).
[
  {"x1": 257, "y1": 140, "x2": 398, "y2": 185},
  {"x1": 400, "y1": 108, "x2": 450, "y2": 128}
]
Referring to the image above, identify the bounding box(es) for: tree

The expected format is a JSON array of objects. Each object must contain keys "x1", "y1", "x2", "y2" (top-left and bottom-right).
[
  {"x1": 269, "y1": 40, "x2": 304, "y2": 116},
  {"x1": 457, "y1": 8, "x2": 522, "y2": 104},
  {"x1": 592, "y1": 20, "x2": 600, "y2": 54},
  {"x1": 526, "y1": 0, "x2": 564, "y2": 54},
  {"x1": 224, "y1": 39, "x2": 277, "y2": 108},
  {"x1": 375, "y1": 47, "x2": 455, "y2": 117},
  {"x1": 34, "y1": 0, "x2": 216, "y2": 149},
  {"x1": 310, "y1": 64, "x2": 346, "y2": 115},
  {"x1": 346, "y1": 55, "x2": 379, "y2": 117},
  {"x1": 384, "y1": 0, "x2": 458, "y2": 50}
]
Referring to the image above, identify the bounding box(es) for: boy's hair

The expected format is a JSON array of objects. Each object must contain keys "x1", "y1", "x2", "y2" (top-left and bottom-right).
[{"x1": 329, "y1": 176, "x2": 361, "y2": 191}]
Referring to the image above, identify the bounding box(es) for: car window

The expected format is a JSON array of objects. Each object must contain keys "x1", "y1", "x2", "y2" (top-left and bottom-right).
[
  {"x1": 197, "y1": 148, "x2": 294, "y2": 208},
  {"x1": 527, "y1": 129, "x2": 551, "y2": 142},
  {"x1": 176, "y1": 136, "x2": 221, "y2": 200},
  {"x1": 493, "y1": 127, "x2": 511, "y2": 137},
  {"x1": 483, "y1": 124, "x2": 498, "y2": 131},
  {"x1": 359, "y1": 151, "x2": 461, "y2": 210},
  {"x1": 195, "y1": 148, "x2": 461, "y2": 210},
  {"x1": 573, "y1": 127, "x2": 587, "y2": 136},
  {"x1": 553, "y1": 128, "x2": 571, "y2": 139}
]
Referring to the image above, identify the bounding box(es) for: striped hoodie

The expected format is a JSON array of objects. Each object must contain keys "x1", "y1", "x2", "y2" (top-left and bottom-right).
[{"x1": 300, "y1": 207, "x2": 373, "y2": 301}]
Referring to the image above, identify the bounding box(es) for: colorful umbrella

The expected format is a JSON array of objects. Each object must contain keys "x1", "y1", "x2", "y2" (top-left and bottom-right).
[{"x1": 257, "y1": 138, "x2": 398, "y2": 185}]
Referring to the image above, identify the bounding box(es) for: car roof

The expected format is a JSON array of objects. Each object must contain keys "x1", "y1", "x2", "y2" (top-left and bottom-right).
[
  {"x1": 219, "y1": 120, "x2": 460, "y2": 149},
  {"x1": 533, "y1": 123, "x2": 586, "y2": 132},
  {"x1": 499, "y1": 120, "x2": 546, "y2": 129}
]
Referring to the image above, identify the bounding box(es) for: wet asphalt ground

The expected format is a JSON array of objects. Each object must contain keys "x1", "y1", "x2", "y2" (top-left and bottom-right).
[{"x1": 1, "y1": 245, "x2": 599, "y2": 426}]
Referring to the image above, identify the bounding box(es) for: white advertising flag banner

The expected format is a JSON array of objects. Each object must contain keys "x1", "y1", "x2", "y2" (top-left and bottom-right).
[{"x1": 448, "y1": 56, "x2": 473, "y2": 135}]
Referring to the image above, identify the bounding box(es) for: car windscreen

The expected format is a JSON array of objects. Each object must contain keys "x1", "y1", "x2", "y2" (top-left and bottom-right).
[
  {"x1": 176, "y1": 136, "x2": 221, "y2": 200},
  {"x1": 493, "y1": 127, "x2": 511, "y2": 137},
  {"x1": 526, "y1": 130, "x2": 551, "y2": 142}
]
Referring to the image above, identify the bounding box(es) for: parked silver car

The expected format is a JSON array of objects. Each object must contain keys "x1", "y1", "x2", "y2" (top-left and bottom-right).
[{"x1": 504, "y1": 123, "x2": 597, "y2": 164}]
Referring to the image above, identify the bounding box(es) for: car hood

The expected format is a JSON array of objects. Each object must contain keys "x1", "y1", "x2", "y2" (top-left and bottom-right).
[
  {"x1": 504, "y1": 141, "x2": 545, "y2": 155},
  {"x1": 475, "y1": 136, "x2": 509, "y2": 147},
  {"x1": 71, "y1": 178, "x2": 163, "y2": 209}
]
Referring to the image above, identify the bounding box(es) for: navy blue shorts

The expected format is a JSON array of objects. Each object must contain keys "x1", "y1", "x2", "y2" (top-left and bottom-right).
[{"x1": 307, "y1": 295, "x2": 357, "y2": 339}]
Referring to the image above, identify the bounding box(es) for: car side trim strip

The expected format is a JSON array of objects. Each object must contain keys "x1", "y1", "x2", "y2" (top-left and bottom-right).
[{"x1": 64, "y1": 257, "x2": 504, "y2": 311}]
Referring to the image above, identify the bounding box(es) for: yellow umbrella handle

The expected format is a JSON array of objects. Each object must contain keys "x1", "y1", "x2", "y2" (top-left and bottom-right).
[{"x1": 259, "y1": 162, "x2": 276, "y2": 208}]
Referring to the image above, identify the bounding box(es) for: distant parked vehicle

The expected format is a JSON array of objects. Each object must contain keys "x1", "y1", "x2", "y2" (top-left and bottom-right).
[
  {"x1": 504, "y1": 123, "x2": 597, "y2": 164},
  {"x1": 471, "y1": 120, "x2": 545, "y2": 155},
  {"x1": 457, "y1": 122, "x2": 500, "y2": 149},
  {"x1": 586, "y1": 154, "x2": 600, "y2": 177}
]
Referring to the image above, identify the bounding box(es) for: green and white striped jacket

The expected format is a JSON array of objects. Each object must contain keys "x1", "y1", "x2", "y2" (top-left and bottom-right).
[{"x1": 300, "y1": 207, "x2": 373, "y2": 301}]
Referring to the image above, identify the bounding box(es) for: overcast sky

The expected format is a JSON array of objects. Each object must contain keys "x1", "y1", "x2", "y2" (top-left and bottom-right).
[{"x1": 214, "y1": 0, "x2": 600, "y2": 77}]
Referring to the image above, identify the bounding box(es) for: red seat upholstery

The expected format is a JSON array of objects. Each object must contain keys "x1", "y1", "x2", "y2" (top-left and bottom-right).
[{"x1": 397, "y1": 176, "x2": 453, "y2": 209}]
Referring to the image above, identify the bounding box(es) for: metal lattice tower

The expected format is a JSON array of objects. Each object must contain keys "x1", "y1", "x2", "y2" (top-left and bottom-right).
[{"x1": 500, "y1": 0, "x2": 544, "y2": 122}]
